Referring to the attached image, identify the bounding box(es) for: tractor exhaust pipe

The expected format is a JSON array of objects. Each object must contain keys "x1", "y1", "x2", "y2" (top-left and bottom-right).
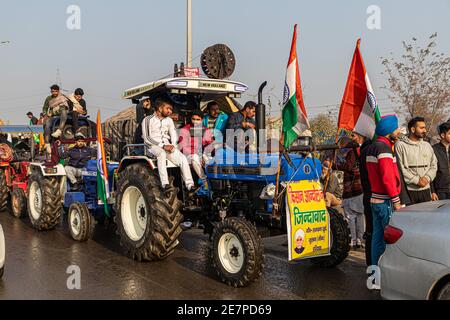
[{"x1": 256, "y1": 81, "x2": 267, "y2": 152}]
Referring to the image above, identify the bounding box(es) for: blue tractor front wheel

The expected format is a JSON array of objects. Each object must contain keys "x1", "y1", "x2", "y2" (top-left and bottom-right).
[{"x1": 68, "y1": 202, "x2": 94, "y2": 242}]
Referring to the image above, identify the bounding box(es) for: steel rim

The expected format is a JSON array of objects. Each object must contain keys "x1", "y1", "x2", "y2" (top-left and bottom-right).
[
  {"x1": 218, "y1": 232, "x2": 244, "y2": 274},
  {"x1": 69, "y1": 208, "x2": 81, "y2": 236},
  {"x1": 121, "y1": 186, "x2": 147, "y2": 242},
  {"x1": 29, "y1": 181, "x2": 42, "y2": 220}
]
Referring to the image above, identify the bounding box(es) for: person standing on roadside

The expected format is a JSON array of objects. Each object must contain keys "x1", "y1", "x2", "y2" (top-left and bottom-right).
[
  {"x1": 365, "y1": 115, "x2": 402, "y2": 266},
  {"x1": 336, "y1": 132, "x2": 366, "y2": 250},
  {"x1": 396, "y1": 117, "x2": 437, "y2": 204},
  {"x1": 432, "y1": 122, "x2": 450, "y2": 200}
]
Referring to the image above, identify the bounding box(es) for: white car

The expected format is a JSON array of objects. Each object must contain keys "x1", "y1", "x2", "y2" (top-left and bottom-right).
[
  {"x1": 380, "y1": 200, "x2": 450, "y2": 300},
  {"x1": 0, "y1": 223, "x2": 4, "y2": 278}
]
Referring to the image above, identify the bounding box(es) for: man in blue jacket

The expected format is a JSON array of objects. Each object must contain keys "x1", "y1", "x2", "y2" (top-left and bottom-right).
[
  {"x1": 202, "y1": 101, "x2": 228, "y2": 142},
  {"x1": 60, "y1": 133, "x2": 96, "y2": 190}
]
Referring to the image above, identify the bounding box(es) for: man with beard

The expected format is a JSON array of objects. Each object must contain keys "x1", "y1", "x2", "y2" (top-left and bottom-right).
[
  {"x1": 141, "y1": 98, "x2": 196, "y2": 195},
  {"x1": 396, "y1": 117, "x2": 437, "y2": 204}
]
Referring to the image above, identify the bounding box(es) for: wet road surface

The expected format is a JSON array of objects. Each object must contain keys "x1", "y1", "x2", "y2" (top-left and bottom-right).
[{"x1": 0, "y1": 211, "x2": 380, "y2": 300}]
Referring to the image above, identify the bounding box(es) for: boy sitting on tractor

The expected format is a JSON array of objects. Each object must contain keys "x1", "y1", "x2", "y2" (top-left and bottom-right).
[
  {"x1": 178, "y1": 110, "x2": 214, "y2": 190},
  {"x1": 59, "y1": 133, "x2": 96, "y2": 191}
]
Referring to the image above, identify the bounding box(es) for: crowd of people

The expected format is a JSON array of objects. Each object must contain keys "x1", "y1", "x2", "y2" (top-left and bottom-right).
[
  {"x1": 28, "y1": 85, "x2": 259, "y2": 194},
  {"x1": 25, "y1": 86, "x2": 450, "y2": 267},
  {"x1": 322, "y1": 115, "x2": 450, "y2": 270}
]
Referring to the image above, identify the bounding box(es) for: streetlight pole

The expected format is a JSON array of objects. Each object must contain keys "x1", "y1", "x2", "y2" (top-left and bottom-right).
[{"x1": 187, "y1": 0, "x2": 192, "y2": 67}]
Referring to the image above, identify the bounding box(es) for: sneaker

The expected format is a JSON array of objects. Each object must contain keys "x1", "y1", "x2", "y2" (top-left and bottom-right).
[
  {"x1": 180, "y1": 221, "x2": 193, "y2": 230},
  {"x1": 51, "y1": 129, "x2": 62, "y2": 138}
]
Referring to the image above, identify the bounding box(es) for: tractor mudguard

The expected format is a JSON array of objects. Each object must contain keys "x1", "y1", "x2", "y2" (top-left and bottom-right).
[{"x1": 29, "y1": 163, "x2": 66, "y2": 177}]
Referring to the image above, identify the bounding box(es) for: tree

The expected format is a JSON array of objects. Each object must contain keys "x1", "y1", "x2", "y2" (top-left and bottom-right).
[
  {"x1": 381, "y1": 33, "x2": 450, "y2": 135},
  {"x1": 309, "y1": 113, "x2": 337, "y2": 145}
]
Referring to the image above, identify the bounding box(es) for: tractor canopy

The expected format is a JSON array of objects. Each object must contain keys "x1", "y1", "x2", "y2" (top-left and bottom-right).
[{"x1": 123, "y1": 77, "x2": 248, "y2": 114}]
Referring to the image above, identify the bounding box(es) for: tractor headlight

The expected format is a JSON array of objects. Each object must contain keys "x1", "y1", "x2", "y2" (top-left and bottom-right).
[
  {"x1": 260, "y1": 183, "x2": 276, "y2": 200},
  {"x1": 44, "y1": 167, "x2": 57, "y2": 174}
]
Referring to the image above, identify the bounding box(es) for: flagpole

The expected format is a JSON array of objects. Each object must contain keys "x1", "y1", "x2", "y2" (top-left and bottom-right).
[{"x1": 272, "y1": 134, "x2": 285, "y2": 219}]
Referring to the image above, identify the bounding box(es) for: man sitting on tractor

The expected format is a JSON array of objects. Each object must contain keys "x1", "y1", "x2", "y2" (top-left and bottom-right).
[
  {"x1": 42, "y1": 84, "x2": 69, "y2": 154},
  {"x1": 226, "y1": 101, "x2": 257, "y2": 152},
  {"x1": 59, "y1": 133, "x2": 96, "y2": 191},
  {"x1": 202, "y1": 101, "x2": 228, "y2": 143},
  {"x1": 141, "y1": 98, "x2": 196, "y2": 195},
  {"x1": 67, "y1": 88, "x2": 88, "y2": 135}
]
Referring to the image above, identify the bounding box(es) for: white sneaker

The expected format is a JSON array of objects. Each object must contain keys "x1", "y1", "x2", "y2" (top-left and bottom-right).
[{"x1": 51, "y1": 129, "x2": 62, "y2": 138}]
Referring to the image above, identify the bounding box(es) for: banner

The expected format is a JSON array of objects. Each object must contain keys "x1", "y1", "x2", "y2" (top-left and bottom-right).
[{"x1": 286, "y1": 180, "x2": 330, "y2": 261}]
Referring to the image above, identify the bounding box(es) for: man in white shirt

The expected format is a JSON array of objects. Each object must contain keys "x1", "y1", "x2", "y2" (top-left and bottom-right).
[{"x1": 142, "y1": 98, "x2": 195, "y2": 194}]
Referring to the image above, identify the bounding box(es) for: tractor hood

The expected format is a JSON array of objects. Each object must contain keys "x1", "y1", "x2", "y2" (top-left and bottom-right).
[{"x1": 206, "y1": 148, "x2": 322, "y2": 183}]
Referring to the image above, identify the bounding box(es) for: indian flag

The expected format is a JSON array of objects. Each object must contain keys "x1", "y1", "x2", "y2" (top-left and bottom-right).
[
  {"x1": 338, "y1": 39, "x2": 381, "y2": 139},
  {"x1": 96, "y1": 111, "x2": 110, "y2": 216},
  {"x1": 282, "y1": 24, "x2": 310, "y2": 148}
]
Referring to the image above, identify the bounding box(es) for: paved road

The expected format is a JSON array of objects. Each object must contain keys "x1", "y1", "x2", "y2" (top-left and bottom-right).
[{"x1": 0, "y1": 211, "x2": 379, "y2": 300}]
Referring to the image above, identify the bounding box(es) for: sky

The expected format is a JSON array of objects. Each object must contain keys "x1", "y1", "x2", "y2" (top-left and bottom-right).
[{"x1": 0, "y1": 0, "x2": 449, "y2": 124}]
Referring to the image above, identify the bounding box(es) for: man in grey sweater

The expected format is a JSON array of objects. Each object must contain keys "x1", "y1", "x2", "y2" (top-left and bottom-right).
[{"x1": 396, "y1": 117, "x2": 438, "y2": 204}]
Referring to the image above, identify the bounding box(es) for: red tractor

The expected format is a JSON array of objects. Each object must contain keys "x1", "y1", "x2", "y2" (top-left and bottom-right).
[{"x1": 0, "y1": 126, "x2": 65, "y2": 230}]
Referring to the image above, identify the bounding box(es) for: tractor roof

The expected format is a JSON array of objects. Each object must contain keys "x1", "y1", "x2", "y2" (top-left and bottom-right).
[
  {"x1": 0, "y1": 125, "x2": 44, "y2": 134},
  {"x1": 122, "y1": 77, "x2": 248, "y2": 100}
]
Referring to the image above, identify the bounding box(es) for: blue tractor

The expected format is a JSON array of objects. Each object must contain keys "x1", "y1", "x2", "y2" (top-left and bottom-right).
[
  {"x1": 113, "y1": 77, "x2": 350, "y2": 287},
  {"x1": 63, "y1": 159, "x2": 118, "y2": 242}
]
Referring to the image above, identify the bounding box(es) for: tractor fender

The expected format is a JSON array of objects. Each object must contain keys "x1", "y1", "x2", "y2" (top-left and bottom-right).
[
  {"x1": 29, "y1": 163, "x2": 66, "y2": 201},
  {"x1": 29, "y1": 163, "x2": 66, "y2": 177},
  {"x1": 117, "y1": 156, "x2": 156, "y2": 173}
]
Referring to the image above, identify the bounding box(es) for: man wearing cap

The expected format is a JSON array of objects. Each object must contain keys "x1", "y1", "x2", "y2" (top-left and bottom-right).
[
  {"x1": 365, "y1": 115, "x2": 402, "y2": 266},
  {"x1": 59, "y1": 133, "x2": 96, "y2": 191}
]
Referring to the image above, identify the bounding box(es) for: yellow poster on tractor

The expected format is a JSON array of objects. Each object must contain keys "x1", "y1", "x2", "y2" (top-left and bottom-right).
[{"x1": 286, "y1": 180, "x2": 330, "y2": 261}]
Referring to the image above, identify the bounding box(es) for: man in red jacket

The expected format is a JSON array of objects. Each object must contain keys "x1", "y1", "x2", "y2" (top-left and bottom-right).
[{"x1": 365, "y1": 115, "x2": 402, "y2": 267}]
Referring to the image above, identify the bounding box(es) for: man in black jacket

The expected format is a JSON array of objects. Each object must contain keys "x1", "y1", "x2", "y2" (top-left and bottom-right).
[
  {"x1": 60, "y1": 133, "x2": 96, "y2": 190},
  {"x1": 432, "y1": 122, "x2": 450, "y2": 200}
]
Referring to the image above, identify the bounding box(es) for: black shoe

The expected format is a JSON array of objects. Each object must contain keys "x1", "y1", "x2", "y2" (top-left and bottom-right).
[{"x1": 186, "y1": 186, "x2": 200, "y2": 199}]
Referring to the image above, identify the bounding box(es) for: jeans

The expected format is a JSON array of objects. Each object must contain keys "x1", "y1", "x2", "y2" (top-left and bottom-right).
[
  {"x1": 343, "y1": 194, "x2": 365, "y2": 245},
  {"x1": 437, "y1": 192, "x2": 450, "y2": 200},
  {"x1": 371, "y1": 200, "x2": 393, "y2": 265},
  {"x1": 44, "y1": 109, "x2": 68, "y2": 143},
  {"x1": 363, "y1": 196, "x2": 373, "y2": 266}
]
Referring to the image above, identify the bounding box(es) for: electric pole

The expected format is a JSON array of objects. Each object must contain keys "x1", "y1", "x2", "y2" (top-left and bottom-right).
[{"x1": 187, "y1": 0, "x2": 193, "y2": 67}]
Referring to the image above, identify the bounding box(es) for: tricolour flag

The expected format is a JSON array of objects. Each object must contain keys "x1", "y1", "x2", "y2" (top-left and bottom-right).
[
  {"x1": 282, "y1": 24, "x2": 310, "y2": 148},
  {"x1": 96, "y1": 111, "x2": 110, "y2": 216},
  {"x1": 338, "y1": 39, "x2": 381, "y2": 139}
]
